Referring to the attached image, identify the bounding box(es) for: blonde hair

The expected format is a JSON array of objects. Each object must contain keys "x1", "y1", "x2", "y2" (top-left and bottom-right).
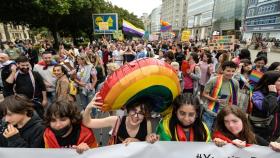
[
  {"x1": 107, "y1": 62, "x2": 120, "y2": 72},
  {"x1": 171, "y1": 62, "x2": 179, "y2": 68}
]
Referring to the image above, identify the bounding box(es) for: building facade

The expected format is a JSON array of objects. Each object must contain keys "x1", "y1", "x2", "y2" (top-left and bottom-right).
[
  {"x1": 243, "y1": 0, "x2": 280, "y2": 40},
  {"x1": 212, "y1": 0, "x2": 247, "y2": 39},
  {"x1": 187, "y1": 0, "x2": 214, "y2": 40},
  {"x1": 149, "y1": 5, "x2": 162, "y2": 34},
  {"x1": 0, "y1": 23, "x2": 30, "y2": 42},
  {"x1": 161, "y1": 0, "x2": 186, "y2": 32}
]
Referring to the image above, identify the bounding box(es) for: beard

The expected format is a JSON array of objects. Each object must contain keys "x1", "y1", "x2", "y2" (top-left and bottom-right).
[{"x1": 20, "y1": 68, "x2": 29, "y2": 73}]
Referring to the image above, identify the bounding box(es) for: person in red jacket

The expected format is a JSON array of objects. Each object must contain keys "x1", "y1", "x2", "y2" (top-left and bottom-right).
[
  {"x1": 213, "y1": 106, "x2": 280, "y2": 152},
  {"x1": 43, "y1": 100, "x2": 98, "y2": 154}
]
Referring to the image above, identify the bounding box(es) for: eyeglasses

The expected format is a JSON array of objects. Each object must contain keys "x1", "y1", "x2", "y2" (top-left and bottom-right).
[{"x1": 129, "y1": 110, "x2": 145, "y2": 117}]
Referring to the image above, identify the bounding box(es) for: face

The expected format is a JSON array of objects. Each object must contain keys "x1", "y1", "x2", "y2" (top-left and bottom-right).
[
  {"x1": 172, "y1": 65, "x2": 179, "y2": 74},
  {"x1": 176, "y1": 104, "x2": 196, "y2": 126},
  {"x1": 42, "y1": 53, "x2": 52, "y2": 65},
  {"x1": 50, "y1": 116, "x2": 71, "y2": 131},
  {"x1": 255, "y1": 60, "x2": 265, "y2": 68},
  {"x1": 18, "y1": 62, "x2": 30, "y2": 73},
  {"x1": 223, "y1": 67, "x2": 236, "y2": 80},
  {"x1": 0, "y1": 54, "x2": 8, "y2": 63},
  {"x1": 77, "y1": 57, "x2": 85, "y2": 65},
  {"x1": 53, "y1": 66, "x2": 63, "y2": 78},
  {"x1": 275, "y1": 65, "x2": 280, "y2": 71},
  {"x1": 242, "y1": 63, "x2": 252, "y2": 72},
  {"x1": 224, "y1": 113, "x2": 243, "y2": 136},
  {"x1": 202, "y1": 54, "x2": 208, "y2": 62},
  {"x1": 275, "y1": 77, "x2": 280, "y2": 91},
  {"x1": 5, "y1": 110, "x2": 26, "y2": 126},
  {"x1": 127, "y1": 106, "x2": 145, "y2": 126}
]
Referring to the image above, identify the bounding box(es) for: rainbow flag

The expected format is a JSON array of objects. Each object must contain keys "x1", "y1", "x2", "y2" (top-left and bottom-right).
[
  {"x1": 160, "y1": 19, "x2": 172, "y2": 32},
  {"x1": 122, "y1": 20, "x2": 145, "y2": 37},
  {"x1": 208, "y1": 75, "x2": 223, "y2": 113},
  {"x1": 249, "y1": 70, "x2": 263, "y2": 83}
]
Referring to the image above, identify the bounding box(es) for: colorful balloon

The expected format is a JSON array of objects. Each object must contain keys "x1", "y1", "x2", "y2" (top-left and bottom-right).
[{"x1": 98, "y1": 58, "x2": 181, "y2": 114}]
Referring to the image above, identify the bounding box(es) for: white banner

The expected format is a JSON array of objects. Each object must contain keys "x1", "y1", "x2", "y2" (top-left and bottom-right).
[{"x1": 0, "y1": 142, "x2": 279, "y2": 158}]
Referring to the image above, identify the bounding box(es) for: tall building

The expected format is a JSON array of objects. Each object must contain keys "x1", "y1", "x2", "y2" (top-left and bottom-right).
[
  {"x1": 187, "y1": 0, "x2": 214, "y2": 40},
  {"x1": 243, "y1": 0, "x2": 280, "y2": 40},
  {"x1": 0, "y1": 23, "x2": 30, "y2": 42},
  {"x1": 149, "y1": 5, "x2": 162, "y2": 34},
  {"x1": 212, "y1": 0, "x2": 247, "y2": 39},
  {"x1": 141, "y1": 13, "x2": 151, "y2": 32},
  {"x1": 161, "y1": 0, "x2": 186, "y2": 32}
]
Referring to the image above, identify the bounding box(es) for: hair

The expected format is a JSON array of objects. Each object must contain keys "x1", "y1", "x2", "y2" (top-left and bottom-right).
[
  {"x1": 107, "y1": 63, "x2": 120, "y2": 72},
  {"x1": 221, "y1": 61, "x2": 237, "y2": 70},
  {"x1": 204, "y1": 53, "x2": 212, "y2": 64},
  {"x1": 254, "y1": 71, "x2": 280, "y2": 95},
  {"x1": 169, "y1": 94, "x2": 208, "y2": 141},
  {"x1": 254, "y1": 56, "x2": 267, "y2": 65},
  {"x1": 219, "y1": 52, "x2": 229, "y2": 64},
  {"x1": 42, "y1": 51, "x2": 52, "y2": 56},
  {"x1": 240, "y1": 59, "x2": 252, "y2": 74},
  {"x1": 77, "y1": 53, "x2": 91, "y2": 65},
  {"x1": 0, "y1": 94, "x2": 34, "y2": 117},
  {"x1": 44, "y1": 100, "x2": 82, "y2": 127},
  {"x1": 239, "y1": 49, "x2": 251, "y2": 60},
  {"x1": 190, "y1": 52, "x2": 199, "y2": 64},
  {"x1": 126, "y1": 101, "x2": 151, "y2": 118},
  {"x1": 171, "y1": 62, "x2": 179, "y2": 68},
  {"x1": 268, "y1": 62, "x2": 280, "y2": 71},
  {"x1": 177, "y1": 44, "x2": 182, "y2": 50},
  {"x1": 164, "y1": 51, "x2": 175, "y2": 61},
  {"x1": 16, "y1": 55, "x2": 29, "y2": 63},
  {"x1": 215, "y1": 106, "x2": 256, "y2": 144}
]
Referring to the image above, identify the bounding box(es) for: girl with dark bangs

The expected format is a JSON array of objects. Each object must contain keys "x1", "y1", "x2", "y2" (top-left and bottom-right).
[
  {"x1": 147, "y1": 94, "x2": 211, "y2": 143},
  {"x1": 43, "y1": 100, "x2": 98, "y2": 154}
]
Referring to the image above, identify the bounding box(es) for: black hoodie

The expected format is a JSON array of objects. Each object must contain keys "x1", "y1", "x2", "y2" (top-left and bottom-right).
[{"x1": 5, "y1": 114, "x2": 45, "y2": 148}]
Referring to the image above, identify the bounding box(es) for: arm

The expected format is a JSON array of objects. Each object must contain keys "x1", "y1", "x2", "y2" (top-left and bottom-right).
[
  {"x1": 5, "y1": 64, "x2": 17, "y2": 84},
  {"x1": 262, "y1": 92, "x2": 279, "y2": 115},
  {"x1": 82, "y1": 93, "x2": 118, "y2": 129},
  {"x1": 190, "y1": 66, "x2": 201, "y2": 80}
]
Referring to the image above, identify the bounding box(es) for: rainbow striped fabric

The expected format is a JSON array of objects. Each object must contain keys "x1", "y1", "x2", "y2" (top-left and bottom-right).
[{"x1": 249, "y1": 70, "x2": 263, "y2": 83}]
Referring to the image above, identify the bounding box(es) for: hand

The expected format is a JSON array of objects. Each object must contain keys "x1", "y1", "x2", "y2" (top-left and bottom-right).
[
  {"x1": 232, "y1": 139, "x2": 246, "y2": 148},
  {"x1": 216, "y1": 99, "x2": 226, "y2": 104},
  {"x1": 79, "y1": 82, "x2": 86, "y2": 87},
  {"x1": 72, "y1": 142, "x2": 90, "y2": 154},
  {"x1": 270, "y1": 142, "x2": 280, "y2": 152},
  {"x1": 213, "y1": 138, "x2": 227, "y2": 147},
  {"x1": 146, "y1": 133, "x2": 159, "y2": 144},
  {"x1": 42, "y1": 99, "x2": 48, "y2": 107},
  {"x1": 3, "y1": 124, "x2": 19, "y2": 138},
  {"x1": 268, "y1": 85, "x2": 277, "y2": 93},
  {"x1": 87, "y1": 92, "x2": 103, "y2": 109},
  {"x1": 122, "y1": 137, "x2": 139, "y2": 146},
  {"x1": 11, "y1": 64, "x2": 17, "y2": 72}
]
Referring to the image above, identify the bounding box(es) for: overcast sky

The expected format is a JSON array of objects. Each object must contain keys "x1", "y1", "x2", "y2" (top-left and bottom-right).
[{"x1": 108, "y1": 0, "x2": 162, "y2": 17}]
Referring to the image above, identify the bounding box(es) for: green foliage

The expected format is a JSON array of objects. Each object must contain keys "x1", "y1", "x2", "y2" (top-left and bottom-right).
[{"x1": 0, "y1": 0, "x2": 144, "y2": 43}]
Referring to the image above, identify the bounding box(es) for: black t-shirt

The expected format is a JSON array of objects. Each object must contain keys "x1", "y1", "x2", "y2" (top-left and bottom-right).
[
  {"x1": 14, "y1": 71, "x2": 46, "y2": 100},
  {"x1": 56, "y1": 125, "x2": 81, "y2": 148},
  {"x1": 116, "y1": 116, "x2": 147, "y2": 144}
]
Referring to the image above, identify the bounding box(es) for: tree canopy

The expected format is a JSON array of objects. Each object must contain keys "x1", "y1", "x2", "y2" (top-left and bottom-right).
[{"x1": 0, "y1": 0, "x2": 144, "y2": 45}]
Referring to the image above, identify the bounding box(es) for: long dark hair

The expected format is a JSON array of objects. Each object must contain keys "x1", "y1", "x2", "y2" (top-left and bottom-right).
[
  {"x1": 254, "y1": 71, "x2": 280, "y2": 95},
  {"x1": 169, "y1": 94, "x2": 208, "y2": 141},
  {"x1": 215, "y1": 106, "x2": 256, "y2": 144}
]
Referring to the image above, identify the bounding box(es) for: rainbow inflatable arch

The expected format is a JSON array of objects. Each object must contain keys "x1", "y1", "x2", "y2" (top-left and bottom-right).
[{"x1": 98, "y1": 58, "x2": 181, "y2": 114}]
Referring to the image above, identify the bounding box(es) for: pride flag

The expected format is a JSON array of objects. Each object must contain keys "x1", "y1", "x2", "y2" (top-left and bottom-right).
[
  {"x1": 122, "y1": 20, "x2": 145, "y2": 37},
  {"x1": 249, "y1": 70, "x2": 263, "y2": 83},
  {"x1": 160, "y1": 19, "x2": 172, "y2": 32}
]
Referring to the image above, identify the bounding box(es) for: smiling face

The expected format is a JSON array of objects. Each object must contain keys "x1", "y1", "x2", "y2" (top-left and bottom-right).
[
  {"x1": 127, "y1": 106, "x2": 145, "y2": 126},
  {"x1": 223, "y1": 67, "x2": 236, "y2": 80},
  {"x1": 176, "y1": 104, "x2": 196, "y2": 127},
  {"x1": 224, "y1": 113, "x2": 243, "y2": 136}
]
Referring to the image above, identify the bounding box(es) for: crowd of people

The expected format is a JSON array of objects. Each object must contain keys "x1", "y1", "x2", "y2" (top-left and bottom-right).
[{"x1": 0, "y1": 38, "x2": 280, "y2": 154}]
